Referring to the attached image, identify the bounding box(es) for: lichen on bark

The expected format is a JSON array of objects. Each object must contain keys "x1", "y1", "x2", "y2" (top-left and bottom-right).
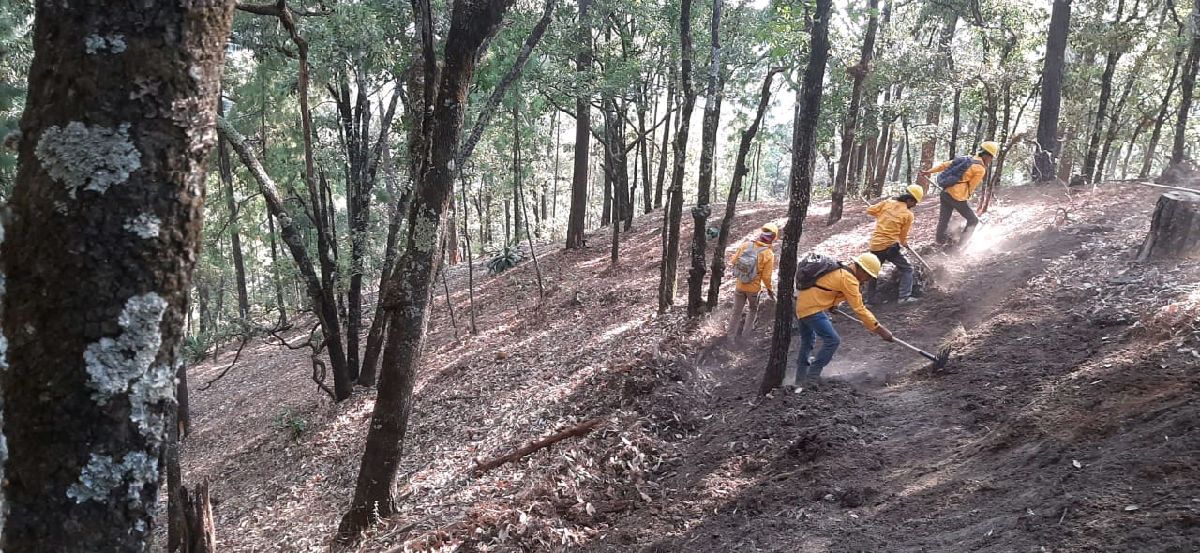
[
  {"x1": 82, "y1": 293, "x2": 167, "y2": 404},
  {"x1": 65, "y1": 452, "x2": 158, "y2": 507},
  {"x1": 34, "y1": 122, "x2": 141, "y2": 198}
]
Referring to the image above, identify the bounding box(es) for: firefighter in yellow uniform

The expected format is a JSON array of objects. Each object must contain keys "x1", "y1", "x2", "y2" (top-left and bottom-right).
[
  {"x1": 865, "y1": 184, "x2": 923, "y2": 304},
  {"x1": 726, "y1": 223, "x2": 778, "y2": 342},
  {"x1": 921, "y1": 141, "x2": 999, "y2": 247},
  {"x1": 794, "y1": 253, "x2": 894, "y2": 380}
]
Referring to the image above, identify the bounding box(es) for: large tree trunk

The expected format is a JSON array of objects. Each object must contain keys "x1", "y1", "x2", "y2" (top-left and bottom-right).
[
  {"x1": 337, "y1": 0, "x2": 514, "y2": 541},
  {"x1": 0, "y1": 2, "x2": 234, "y2": 549},
  {"x1": 686, "y1": 0, "x2": 724, "y2": 316},
  {"x1": 762, "y1": 0, "x2": 833, "y2": 394},
  {"x1": 1138, "y1": 191, "x2": 1200, "y2": 260},
  {"x1": 828, "y1": 0, "x2": 879, "y2": 225},
  {"x1": 1167, "y1": 0, "x2": 1200, "y2": 173},
  {"x1": 1034, "y1": 0, "x2": 1071, "y2": 181},
  {"x1": 658, "y1": 0, "x2": 698, "y2": 313},
  {"x1": 706, "y1": 69, "x2": 778, "y2": 310},
  {"x1": 565, "y1": 0, "x2": 593, "y2": 249}
]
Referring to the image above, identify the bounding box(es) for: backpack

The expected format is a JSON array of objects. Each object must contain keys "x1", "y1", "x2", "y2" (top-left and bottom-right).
[
  {"x1": 732, "y1": 244, "x2": 768, "y2": 284},
  {"x1": 795, "y1": 253, "x2": 847, "y2": 291},
  {"x1": 935, "y1": 155, "x2": 984, "y2": 188}
]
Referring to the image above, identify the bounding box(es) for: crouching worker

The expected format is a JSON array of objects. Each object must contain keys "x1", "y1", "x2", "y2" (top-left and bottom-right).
[
  {"x1": 866, "y1": 184, "x2": 923, "y2": 304},
  {"x1": 726, "y1": 223, "x2": 779, "y2": 342},
  {"x1": 793, "y1": 252, "x2": 894, "y2": 381}
]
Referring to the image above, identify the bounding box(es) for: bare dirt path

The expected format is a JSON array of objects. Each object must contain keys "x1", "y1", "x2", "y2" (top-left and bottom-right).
[
  {"x1": 587, "y1": 184, "x2": 1199, "y2": 552},
  {"x1": 168, "y1": 183, "x2": 1199, "y2": 552}
]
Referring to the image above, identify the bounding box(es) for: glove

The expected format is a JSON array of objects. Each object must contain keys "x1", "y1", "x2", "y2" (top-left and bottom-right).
[{"x1": 875, "y1": 325, "x2": 895, "y2": 342}]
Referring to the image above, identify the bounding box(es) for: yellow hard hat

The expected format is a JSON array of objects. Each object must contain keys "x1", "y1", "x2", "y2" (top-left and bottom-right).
[
  {"x1": 905, "y1": 184, "x2": 924, "y2": 202},
  {"x1": 980, "y1": 141, "x2": 1000, "y2": 157},
  {"x1": 853, "y1": 252, "x2": 882, "y2": 279},
  {"x1": 761, "y1": 223, "x2": 780, "y2": 236}
]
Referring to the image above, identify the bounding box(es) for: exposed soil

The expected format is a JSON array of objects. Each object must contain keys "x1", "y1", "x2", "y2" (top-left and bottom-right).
[{"x1": 168, "y1": 182, "x2": 1200, "y2": 552}]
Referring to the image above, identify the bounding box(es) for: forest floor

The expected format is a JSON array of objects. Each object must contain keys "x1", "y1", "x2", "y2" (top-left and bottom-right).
[{"x1": 170, "y1": 181, "x2": 1200, "y2": 552}]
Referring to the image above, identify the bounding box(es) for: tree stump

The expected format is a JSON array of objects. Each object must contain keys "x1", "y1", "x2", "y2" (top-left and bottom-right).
[
  {"x1": 1138, "y1": 191, "x2": 1200, "y2": 261},
  {"x1": 180, "y1": 483, "x2": 217, "y2": 553}
]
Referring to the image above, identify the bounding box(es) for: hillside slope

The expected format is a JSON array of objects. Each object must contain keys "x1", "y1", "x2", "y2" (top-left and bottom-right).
[{"x1": 173, "y1": 183, "x2": 1198, "y2": 552}]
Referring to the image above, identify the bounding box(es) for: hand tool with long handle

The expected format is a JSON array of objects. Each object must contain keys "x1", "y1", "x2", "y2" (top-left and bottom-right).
[
  {"x1": 904, "y1": 244, "x2": 935, "y2": 273},
  {"x1": 834, "y1": 308, "x2": 950, "y2": 369}
]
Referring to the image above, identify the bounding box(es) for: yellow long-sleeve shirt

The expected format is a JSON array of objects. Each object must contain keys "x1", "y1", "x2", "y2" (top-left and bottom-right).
[
  {"x1": 794, "y1": 266, "x2": 878, "y2": 330},
  {"x1": 929, "y1": 156, "x2": 987, "y2": 201},
  {"x1": 866, "y1": 199, "x2": 914, "y2": 252},
  {"x1": 728, "y1": 240, "x2": 776, "y2": 293}
]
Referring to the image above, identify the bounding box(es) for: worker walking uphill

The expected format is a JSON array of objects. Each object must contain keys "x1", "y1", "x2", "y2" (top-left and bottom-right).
[
  {"x1": 920, "y1": 141, "x2": 999, "y2": 248},
  {"x1": 726, "y1": 223, "x2": 778, "y2": 342},
  {"x1": 866, "y1": 185, "x2": 924, "y2": 304},
  {"x1": 793, "y1": 253, "x2": 894, "y2": 381}
]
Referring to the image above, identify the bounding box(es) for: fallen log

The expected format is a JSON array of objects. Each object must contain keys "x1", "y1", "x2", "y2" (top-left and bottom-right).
[
  {"x1": 472, "y1": 417, "x2": 605, "y2": 475},
  {"x1": 1137, "y1": 190, "x2": 1200, "y2": 261},
  {"x1": 1137, "y1": 181, "x2": 1200, "y2": 195}
]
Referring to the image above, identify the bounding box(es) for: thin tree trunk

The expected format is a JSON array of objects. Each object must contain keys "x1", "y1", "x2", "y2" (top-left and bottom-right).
[
  {"x1": 456, "y1": 0, "x2": 558, "y2": 172},
  {"x1": 460, "y1": 172, "x2": 479, "y2": 333},
  {"x1": 762, "y1": 0, "x2": 833, "y2": 394},
  {"x1": 658, "y1": 0, "x2": 698, "y2": 312},
  {"x1": 1096, "y1": 54, "x2": 1143, "y2": 183},
  {"x1": 654, "y1": 76, "x2": 675, "y2": 210},
  {"x1": 1124, "y1": 117, "x2": 1148, "y2": 178},
  {"x1": 1168, "y1": 0, "x2": 1200, "y2": 169},
  {"x1": 1, "y1": 3, "x2": 234, "y2": 548},
  {"x1": 707, "y1": 69, "x2": 779, "y2": 309},
  {"x1": 552, "y1": 110, "x2": 562, "y2": 219},
  {"x1": 687, "y1": 0, "x2": 724, "y2": 316},
  {"x1": 639, "y1": 82, "x2": 654, "y2": 214},
  {"x1": 240, "y1": 0, "x2": 354, "y2": 399},
  {"x1": 337, "y1": 0, "x2": 514, "y2": 540},
  {"x1": 949, "y1": 87, "x2": 962, "y2": 159},
  {"x1": 218, "y1": 119, "x2": 351, "y2": 401},
  {"x1": 1083, "y1": 0, "x2": 1130, "y2": 183},
  {"x1": 1142, "y1": 42, "x2": 1183, "y2": 178},
  {"x1": 267, "y1": 212, "x2": 288, "y2": 325},
  {"x1": 218, "y1": 104, "x2": 250, "y2": 320},
  {"x1": 918, "y1": 15, "x2": 957, "y2": 189},
  {"x1": 828, "y1": 0, "x2": 879, "y2": 224}
]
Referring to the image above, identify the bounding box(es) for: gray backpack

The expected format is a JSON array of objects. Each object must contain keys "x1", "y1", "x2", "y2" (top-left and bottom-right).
[{"x1": 732, "y1": 244, "x2": 768, "y2": 284}]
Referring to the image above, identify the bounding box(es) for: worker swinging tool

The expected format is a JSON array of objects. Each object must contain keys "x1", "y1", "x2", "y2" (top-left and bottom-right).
[
  {"x1": 791, "y1": 251, "x2": 951, "y2": 382},
  {"x1": 865, "y1": 184, "x2": 925, "y2": 304}
]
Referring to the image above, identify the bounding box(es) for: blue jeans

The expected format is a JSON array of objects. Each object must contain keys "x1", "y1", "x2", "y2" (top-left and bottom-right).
[
  {"x1": 795, "y1": 311, "x2": 841, "y2": 378},
  {"x1": 868, "y1": 243, "x2": 914, "y2": 300}
]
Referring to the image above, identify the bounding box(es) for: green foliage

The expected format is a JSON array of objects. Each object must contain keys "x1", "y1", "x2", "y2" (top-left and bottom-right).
[
  {"x1": 487, "y1": 246, "x2": 526, "y2": 275},
  {"x1": 273, "y1": 408, "x2": 309, "y2": 443}
]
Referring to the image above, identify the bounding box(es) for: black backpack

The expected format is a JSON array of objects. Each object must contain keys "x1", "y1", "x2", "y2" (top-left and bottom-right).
[
  {"x1": 935, "y1": 155, "x2": 984, "y2": 188},
  {"x1": 795, "y1": 253, "x2": 847, "y2": 291}
]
